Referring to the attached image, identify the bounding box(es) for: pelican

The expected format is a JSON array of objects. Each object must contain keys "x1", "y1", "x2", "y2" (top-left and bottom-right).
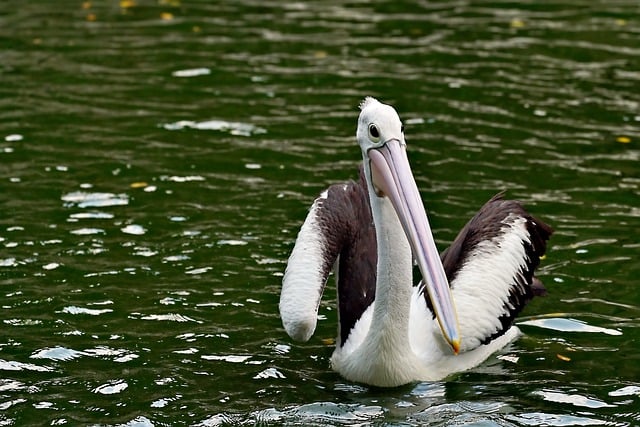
[{"x1": 279, "y1": 97, "x2": 553, "y2": 387}]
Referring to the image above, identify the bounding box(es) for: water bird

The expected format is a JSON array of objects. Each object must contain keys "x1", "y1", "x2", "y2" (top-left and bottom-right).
[{"x1": 279, "y1": 97, "x2": 553, "y2": 387}]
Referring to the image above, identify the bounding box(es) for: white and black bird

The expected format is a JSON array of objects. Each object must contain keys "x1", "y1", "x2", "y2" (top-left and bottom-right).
[{"x1": 279, "y1": 97, "x2": 553, "y2": 387}]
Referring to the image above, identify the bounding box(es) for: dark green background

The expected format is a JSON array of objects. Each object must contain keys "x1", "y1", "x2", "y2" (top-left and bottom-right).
[{"x1": 1, "y1": 0, "x2": 639, "y2": 425}]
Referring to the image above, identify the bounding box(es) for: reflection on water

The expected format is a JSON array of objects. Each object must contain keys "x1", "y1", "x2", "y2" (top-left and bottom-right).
[
  {"x1": 162, "y1": 119, "x2": 267, "y2": 136},
  {"x1": 519, "y1": 317, "x2": 623, "y2": 336},
  {"x1": 1, "y1": 0, "x2": 639, "y2": 425},
  {"x1": 509, "y1": 412, "x2": 606, "y2": 426},
  {"x1": 534, "y1": 390, "x2": 615, "y2": 409}
]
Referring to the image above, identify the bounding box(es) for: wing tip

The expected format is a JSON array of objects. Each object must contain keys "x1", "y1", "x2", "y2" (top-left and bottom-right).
[
  {"x1": 280, "y1": 312, "x2": 317, "y2": 342},
  {"x1": 531, "y1": 276, "x2": 547, "y2": 297}
]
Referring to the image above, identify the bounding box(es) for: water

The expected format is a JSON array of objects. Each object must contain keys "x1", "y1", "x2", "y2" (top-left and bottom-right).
[{"x1": 1, "y1": 0, "x2": 639, "y2": 425}]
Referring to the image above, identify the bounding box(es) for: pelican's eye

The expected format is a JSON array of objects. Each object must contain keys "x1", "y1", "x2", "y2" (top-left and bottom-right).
[
  {"x1": 401, "y1": 124, "x2": 405, "y2": 134},
  {"x1": 368, "y1": 124, "x2": 380, "y2": 142}
]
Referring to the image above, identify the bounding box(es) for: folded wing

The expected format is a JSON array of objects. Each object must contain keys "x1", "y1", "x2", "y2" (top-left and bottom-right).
[
  {"x1": 431, "y1": 193, "x2": 553, "y2": 352},
  {"x1": 280, "y1": 169, "x2": 377, "y2": 344}
]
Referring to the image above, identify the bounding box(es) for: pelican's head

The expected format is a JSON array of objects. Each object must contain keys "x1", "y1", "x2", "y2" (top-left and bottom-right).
[
  {"x1": 357, "y1": 97, "x2": 405, "y2": 155},
  {"x1": 356, "y1": 97, "x2": 461, "y2": 354}
]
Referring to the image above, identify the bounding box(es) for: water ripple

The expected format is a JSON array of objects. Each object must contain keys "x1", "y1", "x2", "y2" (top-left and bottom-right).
[
  {"x1": 199, "y1": 402, "x2": 386, "y2": 426},
  {"x1": 61, "y1": 191, "x2": 129, "y2": 208},
  {"x1": 519, "y1": 317, "x2": 623, "y2": 336},
  {"x1": 507, "y1": 412, "x2": 607, "y2": 426},
  {"x1": 0, "y1": 359, "x2": 52, "y2": 373},
  {"x1": 60, "y1": 306, "x2": 113, "y2": 316},
  {"x1": 1, "y1": 0, "x2": 639, "y2": 425},
  {"x1": 534, "y1": 389, "x2": 616, "y2": 409},
  {"x1": 137, "y1": 313, "x2": 201, "y2": 323},
  {"x1": 162, "y1": 119, "x2": 267, "y2": 136},
  {"x1": 93, "y1": 380, "x2": 128, "y2": 395},
  {"x1": 31, "y1": 346, "x2": 85, "y2": 362}
]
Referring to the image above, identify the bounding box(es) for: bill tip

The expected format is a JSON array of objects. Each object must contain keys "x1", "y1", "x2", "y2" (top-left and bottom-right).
[{"x1": 452, "y1": 339, "x2": 461, "y2": 355}]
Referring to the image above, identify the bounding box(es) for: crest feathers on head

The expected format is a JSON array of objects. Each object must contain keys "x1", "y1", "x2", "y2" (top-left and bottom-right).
[{"x1": 359, "y1": 96, "x2": 379, "y2": 111}]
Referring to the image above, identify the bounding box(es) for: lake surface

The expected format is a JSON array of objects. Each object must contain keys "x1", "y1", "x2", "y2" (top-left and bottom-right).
[{"x1": 1, "y1": 0, "x2": 639, "y2": 425}]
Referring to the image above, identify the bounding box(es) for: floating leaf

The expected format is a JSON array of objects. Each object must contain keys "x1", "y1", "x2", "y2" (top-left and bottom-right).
[
  {"x1": 616, "y1": 136, "x2": 631, "y2": 144},
  {"x1": 556, "y1": 354, "x2": 571, "y2": 362},
  {"x1": 510, "y1": 18, "x2": 525, "y2": 28}
]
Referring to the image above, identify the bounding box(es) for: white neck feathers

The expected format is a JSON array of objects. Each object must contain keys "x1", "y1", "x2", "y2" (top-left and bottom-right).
[{"x1": 366, "y1": 184, "x2": 414, "y2": 353}]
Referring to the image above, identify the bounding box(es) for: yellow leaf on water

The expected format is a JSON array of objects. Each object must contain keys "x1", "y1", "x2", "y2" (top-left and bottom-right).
[
  {"x1": 616, "y1": 136, "x2": 631, "y2": 144},
  {"x1": 130, "y1": 182, "x2": 148, "y2": 189},
  {"x1": 531, "y1": 312, "x2": 570, "y2": 319},
  {"x1": 120, "y1": 0, "x2": 135, "y2": 9},
  {"x1": 321, "y1": 338, "x2": 335, "y2": 346},
  {"x1": 86, "y1": 13, "x2": 97, "y2": 21},
  {"x1": 557, "y1": 354, "x2": 571, "y2": 362},
  {"x1": 510, "y1": 18, "x2": 525, "y2": 28},
  {"x1": 160, "y1": 12, "x2": 174, "y2": 21}
]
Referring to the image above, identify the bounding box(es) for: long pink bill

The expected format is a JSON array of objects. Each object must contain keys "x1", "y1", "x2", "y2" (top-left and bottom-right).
[{"x1": 369, "y1": 139, "x2": 461, "y2": 354}]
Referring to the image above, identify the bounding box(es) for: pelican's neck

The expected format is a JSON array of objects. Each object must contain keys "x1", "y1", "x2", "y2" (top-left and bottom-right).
[{"x1": 368, "y1": 186, "x2": 414, "y2": 349}]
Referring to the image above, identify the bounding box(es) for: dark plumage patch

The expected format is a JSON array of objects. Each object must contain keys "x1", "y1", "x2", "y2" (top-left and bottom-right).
[
  {"x1": 430, "y1": 192, "x2": 553, "y2": 344},
  {"x1": 313, "y1": 167, "x2": 377, "y2": 346},
  {"x1": 315, "y1": 177, "x2": 552, "y2": 349}
]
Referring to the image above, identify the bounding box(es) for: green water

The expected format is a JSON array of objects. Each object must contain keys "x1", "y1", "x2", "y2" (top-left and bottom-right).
[{"x1": 1, "y1": 0, "x2": 639, "y2": 425}]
